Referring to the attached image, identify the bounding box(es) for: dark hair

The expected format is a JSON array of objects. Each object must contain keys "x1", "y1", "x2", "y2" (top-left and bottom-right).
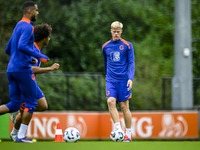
[
  {"x1": 22, "y1": 1, "x2": 36, "y2": 12},
  {"x1": 34, "y1": 24, "x2": 52, "y2": 42}
]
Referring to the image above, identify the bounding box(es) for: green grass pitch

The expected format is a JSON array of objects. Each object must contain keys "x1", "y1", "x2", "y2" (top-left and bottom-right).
[{"x1": 0, "y1": 140, "x2": 200, "y2": 150}]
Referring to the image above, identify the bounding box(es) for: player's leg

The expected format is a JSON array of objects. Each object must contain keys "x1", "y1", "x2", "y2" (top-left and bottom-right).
[
  {"x1": 10, "y1": 86, "x2": 47, "y2": 141},
  {"x1": 20, "y1": 110, "x2": 33, "y2": 125},
  {"x1": 120, "y1": 101, "x2": 132, "y2": 142},
  {"x1": 10, "y1": 93, "x2": 22, "y2": 125},
  {"x1": 35, "y1": 85, "x2": 47, "y2": 111},
  {"x1": 11, "y1": 96, "x2": 47, "y2": 126},
  {"x1": 10, "y1": 95, "x2": 26, "y2": 141},
  {"x1": 120, "y1": 100, "x2": 132, "y2": 128},
  {"x1": 15, "y1": 72, "x2": 37, "y2": 143},
  {"x1": 35, "y1": 97, "x2": 48, "y2": 111},
  {"x1": 0, "y1": 105, "x2": 10, "y2": 115},
  {"x1": 106, "y1": 82, "x2": 122, "y2": 130},
  {"x1": 10, "y1": 97, "x2": 47, "y2": 141},
  {"x1": 0, "y1": 72, "x2": 21, "y2": 115},
  {"x1": 10, "y1": 110, "x2": 20, "y2": 125},
  {"x1": 107, "y1": 97, "x2": 120, "y2": 123},
  {"x1": 10, "y1": 111, "x2": 21, "y2": 141},
  {"x1": 118, "y1": 82, "x2": 132, "y2": 142},
  {"x1": 11, "y1": 85, "x2": 46, "y2": 127}
]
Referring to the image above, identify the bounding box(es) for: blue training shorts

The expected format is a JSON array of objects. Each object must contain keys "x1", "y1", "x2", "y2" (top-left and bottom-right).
[
  {"x1": 36, "y1": 85, "x2": 45, "y2": 100},
  {"x1": 6, "y1": 72, "x2": 38, "y2": 114},
  {"x1": 21, "y1": 83, "x2": 45, "y2": 112},
  {"x1": 106, "y1": 81, "x2": 132, "y2": 103}
]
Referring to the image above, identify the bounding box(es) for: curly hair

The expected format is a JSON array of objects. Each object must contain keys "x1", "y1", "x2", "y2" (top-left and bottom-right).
[{"x1": 34, "y1": 24, "x2": 52, "y2": 42}]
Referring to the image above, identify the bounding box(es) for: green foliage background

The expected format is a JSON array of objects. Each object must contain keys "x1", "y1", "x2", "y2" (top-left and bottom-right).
[{"x1": 0, "y1": 0, "x2": 200, "y2": 110}]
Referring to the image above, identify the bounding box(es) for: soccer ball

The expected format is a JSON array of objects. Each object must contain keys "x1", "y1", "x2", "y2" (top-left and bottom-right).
[
  {"x1": 63, "y1": 127, "x2": 80, "y2": 142},
  {"x1": 110, "y1": 128, "x2": 125, "y2": 142}
]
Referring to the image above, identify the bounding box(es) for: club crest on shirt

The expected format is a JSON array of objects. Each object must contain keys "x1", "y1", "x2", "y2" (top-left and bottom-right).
[
  {"x1": 31, "y1": 74, "x2": 35, "y2": 80},
  {"x1": 119, "y1": 45, "x2": 124, "y2": 50},
  {"x1": 106, "y1": 91, "x2": 110, "y2": 96}
]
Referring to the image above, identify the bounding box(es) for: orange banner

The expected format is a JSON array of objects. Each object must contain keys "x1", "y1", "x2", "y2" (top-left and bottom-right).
[{"x1": 9, "y1": 111, "x2": 198, "y2": 139}]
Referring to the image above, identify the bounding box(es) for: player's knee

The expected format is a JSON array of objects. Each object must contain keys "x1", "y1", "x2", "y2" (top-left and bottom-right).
[
  {"x1": 107, "y1": 98, "x2": 115, "y2": 107},
  {"x1": 120, "y1": 104, "x2": 126, "y2": 112},
  {"x1": 42, "y1": 104, "x2": 48, "y2": 111},
  {"x1": 120, "y1": 103, "x2": 129, "y2": 113},
  {"x1": 40, "y1": 103, "x2": 48, "y2": 111}
]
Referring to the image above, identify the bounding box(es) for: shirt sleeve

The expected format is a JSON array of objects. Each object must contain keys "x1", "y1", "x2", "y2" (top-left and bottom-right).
[
  {"x1": 5, "y1": 38, "x2": 12, "y2": 55},
  {"x1": 102, "y1": 47, "x2": 107, "y2": 74},
  {"x1": 128, "y1": 43, "x2": 135, "y2": 81},
  {"x1": 18, "y1": 26, "x2": 49, "y2": 63}
]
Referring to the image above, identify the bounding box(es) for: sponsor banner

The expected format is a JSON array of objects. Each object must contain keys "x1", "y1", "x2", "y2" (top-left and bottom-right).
[{"x1": 9, "y1": 111, "x2": 199, "y2": 139}]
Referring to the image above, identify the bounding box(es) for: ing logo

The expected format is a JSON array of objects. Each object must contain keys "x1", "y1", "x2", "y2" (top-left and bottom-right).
[{"x1": 119, "y1": 45, "x2": 124, "y2": 50}]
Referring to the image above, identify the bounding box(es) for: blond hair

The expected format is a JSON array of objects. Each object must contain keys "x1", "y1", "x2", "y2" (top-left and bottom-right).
[{"x1": 111, "y1": 21, "x2": 123, "y2": 29}]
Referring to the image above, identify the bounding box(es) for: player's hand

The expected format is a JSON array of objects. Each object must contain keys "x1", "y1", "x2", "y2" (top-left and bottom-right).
[
  {"x1": 29, "y1": 58, "x2": 38, "y2": 64},
  {"x1": 127, "y1": 79, "x2": 133, "y2": 91},
  {"x1": 50, "y1": 63, "x2": 60, "y2": 71}
]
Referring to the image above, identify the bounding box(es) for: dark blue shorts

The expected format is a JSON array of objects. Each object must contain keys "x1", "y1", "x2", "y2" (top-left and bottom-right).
[
  {"x1": 6, "y1": 72, "x2": 38, "y2": 114},
  {"x1": 36, "y1": 85, "x2": 45, "y2": 100},
  {"x1": 20, "y1": 82, "x2": 44, "y2": 112},
  {"x1": 106, "y1": 81, "x2": 132, "y2": 103}
]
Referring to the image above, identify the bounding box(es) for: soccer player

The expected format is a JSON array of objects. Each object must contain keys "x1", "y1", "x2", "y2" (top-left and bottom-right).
[
  {"x1": 102, "y1": 21, "x2": 135, "y2": 142},
  {"x1": 10, "y1": 23, "x2": 60, "y2": 142},
  {"x1": 0, "y1": 1, "x2": 49, "y2": 143}
]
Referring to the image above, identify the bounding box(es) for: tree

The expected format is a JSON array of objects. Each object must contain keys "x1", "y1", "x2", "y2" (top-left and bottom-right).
[{"x1": 1, "y1": 0, "x2": 199, "y2": 110}]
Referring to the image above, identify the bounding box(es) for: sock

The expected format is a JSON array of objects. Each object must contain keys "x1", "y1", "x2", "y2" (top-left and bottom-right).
[
  {"x1": 126, "y1": 128, "x2": 131, "y2": 139},
  {"x1": 17, "y1": 124, "x2": 28, "y2": 139},
  {"x1": 11, "y1": 127, "x2": 18, "y2": 134},
  {"x1": 114, "y1": 122, "x2": 121, "y2": 130}
]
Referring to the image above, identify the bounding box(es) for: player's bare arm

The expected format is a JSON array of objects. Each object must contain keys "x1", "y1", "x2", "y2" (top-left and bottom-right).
[
  {"x1": 32, "y1": 63, "x2": 60, "y2": 74},
  {"x1": 127, "y1": 79, "x2": 133, "y2": 91}
]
